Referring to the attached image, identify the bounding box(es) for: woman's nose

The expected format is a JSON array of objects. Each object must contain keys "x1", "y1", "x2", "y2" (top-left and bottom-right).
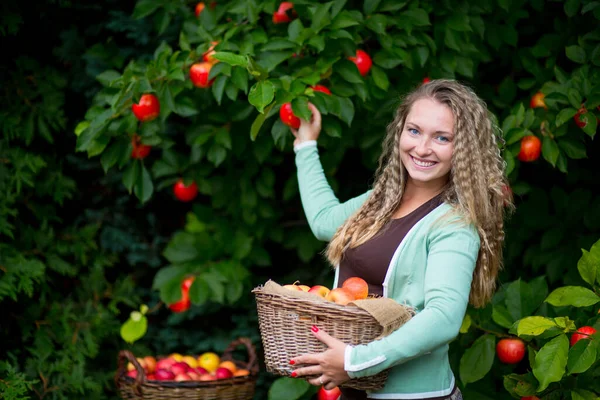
[{"x1": 415, "y1": 137, "x2": 432, "y2": 155}]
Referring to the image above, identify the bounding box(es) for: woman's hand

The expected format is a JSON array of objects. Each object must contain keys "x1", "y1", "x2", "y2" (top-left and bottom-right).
[
  {"x1": 291, "y1": 102, "x2": 322, "y2": 147},
  {"x1": 290, "y1": 326, "x2": 350, "y2": 391}
]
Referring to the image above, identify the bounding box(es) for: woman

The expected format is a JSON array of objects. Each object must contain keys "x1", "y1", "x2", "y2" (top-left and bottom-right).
[{"x1": 288, "y1": 80, "x2": 513, "y2": 400}]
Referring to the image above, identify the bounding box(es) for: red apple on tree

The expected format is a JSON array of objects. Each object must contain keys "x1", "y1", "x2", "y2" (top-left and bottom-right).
[
  {"x1": 173, "y1": 179, "x2": 198, "y2": 202},
  {"x1": 190, "y1": 62, "x2": 214, "y2": 88},
  {"x1": 279, "y1": 103, "x2": 301, "y2": 129},
  {"x1": 130, "y1": 135, "x2": 151, "y2": 159},
  {"x1": 272, "y1": 2, "x2": 296, "y2": 24},
  {"x1": 574, "y1": 109, "x2": 588, "y2": 128},
  {"x1": 529, "y1": 92, "x2": 547, "y2": 109},
  {"x1": 203, "y1": 41, "x2": 219, "y2": 64},
  {"x1": 311, "y1": 85, "x2": 331, "y2": 95},
  {"x1": 195, "y1": 1, "x2": 216, "y2": 17},
  {"x1": 496, "y1": 338, "x2": 526, "y2": 364},
  {"x1": 168, "y1": 276, "x2": 195, "y2": 313},
  {"x1": 348, "y1": 49, "x2": 372, "y2": 76},
  {"x1": 317, "y1": 385, "x2": 341, "y2": 400},
  {"x1": 422, "y1": 77, "x2": 431, "y2": 84},
  {"x1": 570, "y1": 326, "x2": 597, "y2": 346},
  {"x1": 132, "y1": 94, "x2": 160, "y2": 122},
  {"x1": 517, "y1": 135, "x2": 541, "y2": 162}
]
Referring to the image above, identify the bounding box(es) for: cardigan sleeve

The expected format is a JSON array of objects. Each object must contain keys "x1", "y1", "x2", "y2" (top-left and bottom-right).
[
  {"x1": 345, "y1": 224, "x2": 480, "y2": 377},
  {"x1": 295, "y1": 143, "x2": 371, "y2": 242}
]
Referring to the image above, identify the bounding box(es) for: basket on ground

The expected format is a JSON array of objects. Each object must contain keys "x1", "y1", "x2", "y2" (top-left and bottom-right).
[
  {"x1": 253, "y1": 284, "x2": 410, "y2": 391},
  {"x1": 115, "y1": 337, "x2": 258, "y2": 400}
]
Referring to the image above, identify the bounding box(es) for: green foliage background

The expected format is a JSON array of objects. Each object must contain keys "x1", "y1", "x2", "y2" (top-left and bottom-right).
[{"x1": 1, "y1": 0, "x2": 600, "y2": 399}]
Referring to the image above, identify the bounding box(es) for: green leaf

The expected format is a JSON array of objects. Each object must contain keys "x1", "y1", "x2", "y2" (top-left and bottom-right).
[
  {"x1": 310, "y1": 3, "x2": 332, "y2": 32},
  {"x1": 459, "y1": 334, "x2": 495, "y2": 385},
  {"x1": 459, "y1": 313, "x2": 472, "y2": 333},
  {"x1": 96, "y1": 70, "x2": 121, "y2": 87},
  {"x1": 336, "y1": 59, "x2": 365, "y2": 83},
  {"x1": 364, "y1": 0, "x2": 382, "y2": 14},
  {"x1": 268, "y1": 377, "x2": 311, "y2": 400},
  {"x1": 322, "y1": 117, "x2": 342, "y2": 138},
  {"x1": 230, "y1": 67, "x2": 249, "y2": 94},
  {"x1": 533, "y1": 334, "x2": 568, "y2": 391},
  {"x1": 370, "y1": 66, "x2": 389, "y2": 91},
  {"x1": 120, "y1": 314, "x2": 148, "y2": 344},
  {"x1": 189, "y1": 278, "x2": 210, "y2": 306},
  {"x1": 248, "y1": 80, "x2": 275, "y2": 113},
  {"x1": 133, "y1": 0, "x2": 161, "y2": 19},
  {"x1": 400, "y1": 8, "x2": 430, "y2": 26},
  {"x1": 122, "y1": 162, "x2": 139, "y2": 193},
  {"x1": 542, "y1": 136, "x2": 559, "y2": 167},
  {"x1": 212, "y1": 75, "x2": 227, "y2": 105},
  {"x1": 572, "y1": 390, "x2": 599, "y2": 400},
  {"x1": 250, "y1": 103, "x2": 275, "y2": 140},
  {"x1": 558, "y1": 138, "x2": 587, "y2": 159},
  {"x1": 546, "y1": 286, "x2": 600, "y2": 307},
  {"x1": 556, "y1": 108, "x2": 578, "y2": 127},
  {"x1": 566, "y1": 45, "x2": 586, "y2": 64},
  {"x1": 505, "y1": 279, "x2": 538, "y2": 321},
  {"x1": 335, "y1": 97, "x2": 355, "y2": 127},
  {"x1": 212, "y1": 52, "x2": 249, "y2": 67},
  {"x1": 567, "y1": 338, "x2": 598, "y2": 374},
  {"x1": 291, "y1": 97, "x2": 311, "y2": 121},
  {"x1": 365, "y1": 14, "x2": 387, "y2": 35},
  {"x1": 581, "y1": 113, "x2": 598, "y2": 138},
  {"x1": 517, "y1": 316, "x2": 557, "y2": 336},
  {"x1": 492, "y1": 304, "x2": 515, "y2": 329},
  {"x1": 133, "y1": 163, "x2": 153, "y2": 203},
  {"x1": 329, "y1": 10, "x2": 361, "y2": 29},
  {"x1": 162, "y1": 233, "x2": 200, "y2": 263},
  {"x1": 564, "y1": 0, "x2": 580, "y2": 17},
  {"x1": 578, "y1": 246, "x2": 600, "y2": 286},
  {"x1": 260, "y1": 39, "x2": 296, "y2": 51},
  {"x1": 207, "y1": 143, "x2": 227, "y2": 167}
]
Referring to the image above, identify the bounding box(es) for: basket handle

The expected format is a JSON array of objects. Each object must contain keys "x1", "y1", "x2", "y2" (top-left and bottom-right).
[
  {"x1": 221, "y1": 337, "x2": 259, "y2": 375},
  {"x1": 114, "y1": 350, "x2": 147, "y2": 396}
]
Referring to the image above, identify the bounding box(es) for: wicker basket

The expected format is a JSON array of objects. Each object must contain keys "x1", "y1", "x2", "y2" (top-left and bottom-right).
[
  {"x1": 115, "y1": 337, "x2": 259, "y2": 400},
  {"x1": 253, "y1": 285, "x2": 400, "y2": 391}
]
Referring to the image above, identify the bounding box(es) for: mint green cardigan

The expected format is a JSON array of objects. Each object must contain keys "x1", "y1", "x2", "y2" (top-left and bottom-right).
[{"x1": 295, "y1": 143, "x2": 480, "y2": 399}]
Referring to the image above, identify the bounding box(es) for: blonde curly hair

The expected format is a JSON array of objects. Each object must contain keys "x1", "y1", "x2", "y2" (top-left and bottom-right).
[{"x1": 325, "y1": 79, "x2": 513, "y2": 308}]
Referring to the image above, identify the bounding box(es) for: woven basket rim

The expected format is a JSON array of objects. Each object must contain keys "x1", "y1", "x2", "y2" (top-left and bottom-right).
[{"x1": 252, "y1": 286, "x2": 380, "y2": 319}]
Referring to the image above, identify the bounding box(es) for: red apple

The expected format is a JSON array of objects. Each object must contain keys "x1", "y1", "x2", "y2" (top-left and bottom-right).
[
  {"x1": 215, "y1": 367, "x2": 234, "y2": 379},
  {"x1": 192, "y1": 367, "x2": 209, "y2": 375},
  {"x1": 517, "y1": 135, "x2": 541, "y2": 162},
  {"x1": 348, "y1": 49, "x2": 372, "y2": 76},
  {"x1": 199, "y1": 373, "x2": 218, "y2": 381},
  {"x1": 297, "y1": 285, "x2": 311, "y2": 292},
  {"x1": 143, "y1": 356, "x2": 157, "y2": 373},
  {"x1": 130, "y1": 135, "x2": 151, "y2": 159},
  {"x1": 496, "y1": 338, "x2": 526, "y2": 364},
  {"x1": 171, "y1": 362, "x2": 190, "y2": 376},
  {"x1": 173, "y1": 179, "x2": 198, "y2": 202},
  {"x1": 342, "y1": 277, "x2": 369, "y2": 300},
  {"x1": 168, "y1": 276, "x2": 195, "y2": 312},
  {"x1": 132, "y1": 94, "x2": 160, "y2": 122},
  {"x1": 279, "y1": 103, "x2": 300, "y2": 129},
  {"x1": 317, "y1": 385, "x2": 341, "y2": 400},
  {"x1": 574, "y1": 111, "x2": 588, "y2": 128},
  {"x1": 422, "y1": 77, "x2": 431, "y2": 84},
  {"x1": 521, "y1": 396, "x2": 540, "y2": 400},
  {"x1": 175, "y1": 373, "x2": 193, "y2": 381},
  {"x1": 325, "y1": 287, "x2": 354, "y2": 305},
  {"x1": 272, "y1": 2, "x2": 296, "y2": 24},
  {"x1": 195, "y1": 1, "x2": 216, "y2": 17},
  {"x1": 312, "y1": 85, "x2": 331, "y2": 95},
  {"x1": 203, "y1": 41, "x2": 219, "y2": 64},
  {"x1": 156, "y1": 357, "x2": 176, "y2": 371},
  {"x1": 570, "y1": 326, "x2": 597, "y2": 346},
  {"x1": 155, "y1": 369, "x2": 175, "y2": 381},
  {"x1": 308, "y1": 285, "x2": 330, "y2": 298},
  {"x1": 126, "y1": 370, "x2": 137, "y2": 379},
  {"x1": 147, "y1": 374, "x2": 156, "y2": 380},
  {"x1": 190, "y1": 62, "x2": 214, "y2": 88},
  {"x1": 529, "y1": 92, "x2": 547, "y2": 109}
]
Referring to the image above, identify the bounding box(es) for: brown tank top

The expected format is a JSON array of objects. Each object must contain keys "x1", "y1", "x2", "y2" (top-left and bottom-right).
[{"x1": 336, "y1": 193, "x2": 444, "y2": 400}]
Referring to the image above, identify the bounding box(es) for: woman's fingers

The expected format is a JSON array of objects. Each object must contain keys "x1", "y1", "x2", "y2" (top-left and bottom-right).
[
  {"x1": 291, "y1": 365, "x2": 322, "y2": 378},
  {"x1": 307, "y1": 102, "x2": 322, "y2": 128}
]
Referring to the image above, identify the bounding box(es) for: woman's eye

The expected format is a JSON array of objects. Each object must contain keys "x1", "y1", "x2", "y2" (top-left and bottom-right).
[
  {"x1": 408, "y1": 128, "x2": 419, "y2": 135},
  {"x1": 436, "y1": 136, "x2": 450, "y2": 142}
]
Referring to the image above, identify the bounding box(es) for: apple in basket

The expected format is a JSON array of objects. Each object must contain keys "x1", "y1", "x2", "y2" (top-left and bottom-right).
[
  {"x1": 126, "y1": 370, "x2": 137, "y2": 379},
  {"x1": 215, "y1": 366, "x2": 234, "y2": 379},
  {"x1": 283, "y1": 283, "x2": 303, "y2": 291},
  {"x1": 175, "y1": 372, "x2": 193, "y2": 381},
  {"x1": 199, "y1": 373, "x2": 218, "y2": 381},
  {"x1": 308, "y1": 285, "x2": 330, "y2": 298},
  {"x1": 326, "y1": 288, "x2": 354, "y2": 305},
  {"x1": 341, "y1": 277, "x2": 369, "y2": 300},
  {"x1": 171, "y1": 361, "x2": 190, "y2": 375},
  {"x1": 156, "y1": 357, "x2": 176, "y2": 371},
  {"x1": 155, "y1": 369, "x2": 175, "y2": 380}
]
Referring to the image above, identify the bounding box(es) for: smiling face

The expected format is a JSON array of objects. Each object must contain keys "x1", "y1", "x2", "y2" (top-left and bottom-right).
[{"x1": 399, "y1": 97, "x2": 455, "y2": 191}]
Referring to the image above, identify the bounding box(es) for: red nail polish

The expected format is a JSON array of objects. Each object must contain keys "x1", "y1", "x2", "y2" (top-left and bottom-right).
[
  {"x1": 289, "y1": 360, "x2": 295, "y2": 365},
  {"x1": 311, "y1": 325, "x2": 319, "y2": 332},
  {"x1": 291, "y1": 372, "x2": 297, "y2": 377}
]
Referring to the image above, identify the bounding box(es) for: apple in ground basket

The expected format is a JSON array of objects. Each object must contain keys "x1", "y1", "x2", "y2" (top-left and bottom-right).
[
  {"x1": 170, "y1": 361, "x2": 190, "y2": 376},
  {"x1": 215, "y1": 367, "x2": 234, "y2": 379},
  {"x1": 155, "y1": 369, "x2": 175, "y2": 381}
]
